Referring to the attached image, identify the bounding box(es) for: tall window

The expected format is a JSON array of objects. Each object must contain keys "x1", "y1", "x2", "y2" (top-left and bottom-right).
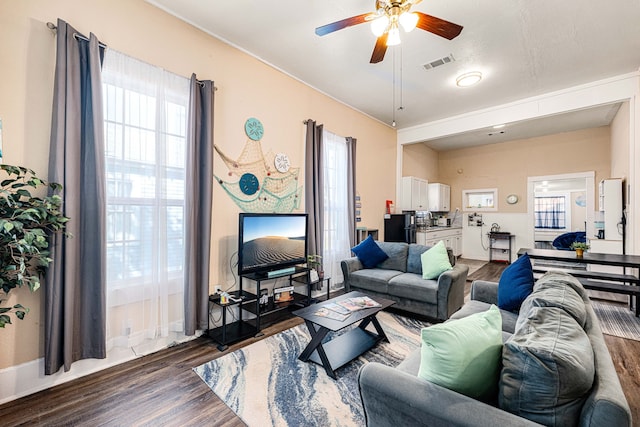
[
  {"x1": 102, "y1": 50, "x2": 190, "y2": 353},
  {"x1": 535, "y1": 196, "x2": 567, "y2": 229},
  {"x1": 322, "y1": 130, "x2": 351, "y2": 285}
]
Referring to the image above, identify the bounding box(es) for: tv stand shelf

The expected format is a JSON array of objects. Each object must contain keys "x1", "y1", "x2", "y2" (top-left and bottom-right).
[
  {"x1": 208, "y1": 267, "x2": 314, "y2": 351},
  {"x1": 243, "y1": 292, "x2": 308, "y2": 316},
  {"x1": 243, "y1": 266, "x2": 313, "y2": 333},
  {"x1": 208, "y1": 290, "x2": 258, "y2": 351}
]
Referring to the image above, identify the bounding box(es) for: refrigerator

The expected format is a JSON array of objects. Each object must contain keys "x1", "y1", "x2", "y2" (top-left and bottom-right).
[{"x1": 384, "y1": 211, "x2": 416, "y2": 243}]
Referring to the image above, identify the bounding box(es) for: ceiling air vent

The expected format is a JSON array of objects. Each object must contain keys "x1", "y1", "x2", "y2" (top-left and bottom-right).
[{"x1": 423, "y1": 54, "x2": 455, "y2": 71}]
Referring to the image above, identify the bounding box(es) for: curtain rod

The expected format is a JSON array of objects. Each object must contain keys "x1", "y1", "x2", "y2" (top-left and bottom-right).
[
  {"x1": 46, "y1": 22, "x2": 217, "y2": 92},
  {"x1": 46, "y1": 22, "x2": 107, "y2": 49}
]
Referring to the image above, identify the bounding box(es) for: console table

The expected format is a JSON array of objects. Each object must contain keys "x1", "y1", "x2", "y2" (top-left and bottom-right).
[
  {"x1": 517, "y1": 248, "x2": 640, "y2": 316},
  {"x1": 489, "y1": 232, "x2": 515, "y2": 263}
]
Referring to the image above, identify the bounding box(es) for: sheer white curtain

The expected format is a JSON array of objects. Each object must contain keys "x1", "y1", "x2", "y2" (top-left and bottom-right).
[
  {"x1": 102, "y1": 50, "x2": 191, "y2": 356},
  {"x1": 322, "y1": 130, "x2": 352, "y2": 286}
]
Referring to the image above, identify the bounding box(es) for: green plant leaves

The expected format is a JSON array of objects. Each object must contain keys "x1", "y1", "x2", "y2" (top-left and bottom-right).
[{"x1": 0, "y1": 164, "x2": 68, "y2": 328}]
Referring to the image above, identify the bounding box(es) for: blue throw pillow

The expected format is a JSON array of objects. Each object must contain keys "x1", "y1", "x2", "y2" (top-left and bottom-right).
[
  {"x1": 351, "y1": 235, "x2": 389, "y2": 268},
  {"x1": 498, "y1": 253, "x2": 534, "y2": 312}
]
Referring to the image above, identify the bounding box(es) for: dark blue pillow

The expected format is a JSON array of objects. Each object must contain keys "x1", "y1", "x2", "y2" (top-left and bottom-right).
[
  {"x1": 498, "y1": 253, "x2": 534, "y2": 312},
  {"x1": 351, "y1": 235, "x2": 389, "y2": 268}
]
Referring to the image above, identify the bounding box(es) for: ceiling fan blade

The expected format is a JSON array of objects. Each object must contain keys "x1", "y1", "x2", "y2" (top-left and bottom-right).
[
  {"x1": 370, "y1": 34, "x2": 388, "y2": 64},
  {"x1": 315, "y1": 13, "x2": 373, "y2": 36},
  {"x1": 415, "y1": 12, "x2": 463, "y2": 40}
]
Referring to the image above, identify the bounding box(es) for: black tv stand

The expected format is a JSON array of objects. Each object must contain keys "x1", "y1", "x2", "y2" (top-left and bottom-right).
[{"x1": 207, "y1": 266, "x2": 314, "y2": 350}]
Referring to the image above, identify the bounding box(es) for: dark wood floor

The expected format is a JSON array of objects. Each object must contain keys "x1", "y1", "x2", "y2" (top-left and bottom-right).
[{"x1": 1, "y1": 263, "x2": 639, "y2": 426}]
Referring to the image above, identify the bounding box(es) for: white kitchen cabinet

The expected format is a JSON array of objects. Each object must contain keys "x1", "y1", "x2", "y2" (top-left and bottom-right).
[
  {"x1": 424, "y1": 227, "x2": 462, "y2": 257},
  {"x1": 428, "y1": 183, "x2": 450, "y2": 212},
  {"x1": 401, "y1": 176, "x2": 428, "y2": 211}
]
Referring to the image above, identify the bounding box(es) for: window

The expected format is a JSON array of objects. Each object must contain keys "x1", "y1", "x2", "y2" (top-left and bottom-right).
[
  {"x1": 534, "y1": 196, "x2": 567, "y2": 229},
  {"x1": 322, "y1": 130, "x2": 351, "y2": 285},
  {"x1": 102, "y1": 50, "x2": 191, "y2": 352},
  {"x1": 103, "y1": 52, "x2": 189, "y2": 288},
  {"x1": 463, "y1": 188, "x2": 497, "y2": 211}
]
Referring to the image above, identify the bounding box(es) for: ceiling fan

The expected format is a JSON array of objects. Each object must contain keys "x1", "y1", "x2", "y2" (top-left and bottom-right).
[{"x1": 315, "y1": 0, "x2": 463, "y2": 64}]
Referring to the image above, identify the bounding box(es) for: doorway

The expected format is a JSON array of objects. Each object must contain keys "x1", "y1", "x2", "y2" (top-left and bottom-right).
[{"x1": 526, "y1": 172, "x2": 595, "y2": 249}]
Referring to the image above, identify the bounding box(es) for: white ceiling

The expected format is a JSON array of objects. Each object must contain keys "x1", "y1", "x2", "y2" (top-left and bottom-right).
[{"x1": 147, "y1": 0, "x2": 640, "y2": 148}]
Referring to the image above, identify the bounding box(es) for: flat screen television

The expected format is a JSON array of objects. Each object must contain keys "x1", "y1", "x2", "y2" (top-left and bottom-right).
[{"x1": 238, "y1": 213, "x2": 308, "y2": 277}]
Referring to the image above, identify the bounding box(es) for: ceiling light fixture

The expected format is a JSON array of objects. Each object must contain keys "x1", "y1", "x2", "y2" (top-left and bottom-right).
[
  {"x1": 386, "y1": 24, "x2": 401, "y2": 46},
  {"x1": 399, "y1": 12, "x2": 418, "y2": 32},
  {"x1": 456, "y1": 71, "x2": 482, "y2": 87},
  {"x1": 370, "y1": 7, "x2": 418, "y2": 46},
  {"x1": 370, "y1": 15, "x2": 389, "y2": 36}
]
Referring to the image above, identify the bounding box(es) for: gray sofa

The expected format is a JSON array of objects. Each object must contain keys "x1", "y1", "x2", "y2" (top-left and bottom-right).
[
  {"x1": 358, "y1": 272, "x2": 632, "y2": 427},
  {"x1": 341, "y1": 241, "x2": 469, "y2": 321}
]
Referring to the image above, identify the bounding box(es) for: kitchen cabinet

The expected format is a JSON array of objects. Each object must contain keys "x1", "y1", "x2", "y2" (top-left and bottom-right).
[
  {"x1": 418, "y1": 227, "x2": 462, "y2": 257},
  {"x1": 401, "y1": 176, "x2": 428, "y2": 211},
  {"x1": 428, "y1": 183, "x2": 450, "y2": 212}
]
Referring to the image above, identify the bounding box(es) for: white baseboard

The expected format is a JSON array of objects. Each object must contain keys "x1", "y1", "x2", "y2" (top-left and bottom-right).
[
  {"x1": 0, "y1": 332, "x2": 200, "y2": 405},
  {"x1": 0, "y1": 346, "x2": 138, "y2": 405}
]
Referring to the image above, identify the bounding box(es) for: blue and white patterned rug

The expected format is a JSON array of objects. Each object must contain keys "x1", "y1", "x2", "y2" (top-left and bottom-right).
[{"x1": 193, "y1": 311, "x2": 429, "y2": 427}]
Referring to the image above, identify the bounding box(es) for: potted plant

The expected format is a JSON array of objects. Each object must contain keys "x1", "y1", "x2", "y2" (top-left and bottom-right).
[
  {"x1": 0, "y1": 165, "x2": 69, "y2": 328},
  {"x1": 570, "y1": 241, "x2": 590, "y2": 258},
  {"x1": 307, "y1": 254, "x2": 324, "y2": 281}
]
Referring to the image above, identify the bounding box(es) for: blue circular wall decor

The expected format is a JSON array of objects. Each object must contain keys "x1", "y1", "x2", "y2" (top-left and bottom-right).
[
  {"x1": 239, "y1": 173, "x2": 260, "y2": 195},
  {"x1": 244, "y1": 117, "x2": 264, "y2": 141}
]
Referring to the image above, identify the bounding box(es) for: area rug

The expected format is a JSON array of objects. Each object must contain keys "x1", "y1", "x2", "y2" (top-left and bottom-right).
[
  {"x1": 591, "y1": 300, "x2": 640, "y2": 342},
  {"x1": 193, "y1": 312, "x2": 429, "y2": 427}
]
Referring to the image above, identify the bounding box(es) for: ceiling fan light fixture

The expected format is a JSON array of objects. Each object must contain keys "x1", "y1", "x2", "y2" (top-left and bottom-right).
[
  {"x1": 399, "y1": 12, "x2": 418, "y2": 32},
  {"x1": 371, "y1": 15, "x2": 389, "y2": 36},
  {"x1": 386, "y1": 25, "x2": 401, "y2": 46},
  {"x1": 456, "y1": 71, "x2": 482, "y2": 87}
]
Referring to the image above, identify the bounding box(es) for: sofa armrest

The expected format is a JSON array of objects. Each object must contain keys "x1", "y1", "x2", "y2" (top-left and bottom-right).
[
  {"x1": 340, "y1": 257, "x2": 363, "y2": 291},
  {"x1": 358, "y1": 363, "x2": 542, "y2": 427},
  {"x1": 435, "y1": 263, "x2": 469, "y2": 320},
  {"x1": 470, "y1": 280, "x2": 499, "y2": 305}
]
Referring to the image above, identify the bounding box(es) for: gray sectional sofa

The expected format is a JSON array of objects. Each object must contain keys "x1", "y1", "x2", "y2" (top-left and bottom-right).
[
  {"x1": 358, "y1": 272, "x2": 632, "y2": 427},
  {"x1": 340, "y1": 241, "x2": 469, "y2": 321}
]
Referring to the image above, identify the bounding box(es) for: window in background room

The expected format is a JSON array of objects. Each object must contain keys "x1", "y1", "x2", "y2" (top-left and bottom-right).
[
  {"x1": 534, "y1": 195, "x2": 567, "y2": 229},
  {"x1": 322, "y1": 130, "x2": 351, "y2": 286},
  {"x1": 462, "y1": 188, "x2": 498, "y2": 211},
  {"x1": 102, "y1": 49, "x2": 191, "y2": 355}
]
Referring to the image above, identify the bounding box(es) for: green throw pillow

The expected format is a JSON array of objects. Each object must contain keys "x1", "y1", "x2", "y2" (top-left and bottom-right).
[
  {"x1": 418, "y1": 305, "x2": 503, "y2": 400},
  {"x1": 421, "y1": 240, "x2": 453, "y2": 279}
]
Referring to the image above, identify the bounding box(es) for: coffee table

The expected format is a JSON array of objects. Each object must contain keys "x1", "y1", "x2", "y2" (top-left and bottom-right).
[{"x1": 292, "y1": 291, "x2": 395, "y2": 379}]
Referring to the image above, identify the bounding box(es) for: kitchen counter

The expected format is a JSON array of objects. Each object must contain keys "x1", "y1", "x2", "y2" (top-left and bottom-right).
[
  {"x1": 417, "y1": 225, "x2": 462, "y2": 232},
  {"x1": 417, "y1": 227, "x2": 462, "y2": 256}
]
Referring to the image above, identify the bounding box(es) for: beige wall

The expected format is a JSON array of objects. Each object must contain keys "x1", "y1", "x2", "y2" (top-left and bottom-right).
[
  {"x1": 402, "y1": 143, "x2": 439, "y2": 181},
  {"x1": 0, "y1": 0, "x2": 396, "y2": 369},
  {"x1": 438, "y1": 127, "x2": 611, "y2": 213},
  {"x1": 610, "y1": 102, "x2": 630, "y2": 189}
]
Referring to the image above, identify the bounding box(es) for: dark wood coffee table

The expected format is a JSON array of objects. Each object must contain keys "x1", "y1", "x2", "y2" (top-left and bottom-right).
[{"x1": 292, "y1": 291, "x2": 395, "y2": 379}]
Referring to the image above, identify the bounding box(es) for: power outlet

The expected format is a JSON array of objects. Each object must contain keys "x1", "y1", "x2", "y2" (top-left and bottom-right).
[{"x1": 214, "y1": 285, "x2": 221, "y2": 294}]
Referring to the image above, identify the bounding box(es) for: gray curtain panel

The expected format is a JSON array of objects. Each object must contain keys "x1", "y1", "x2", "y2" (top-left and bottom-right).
[
  {"x1": 304, "y1": 120, "x2": 324, "y2": 270},
  {"x1": 46, "y1": 19, "x2": 107, "y2": 375},
  {"x1": 346, "y1": 137, "x2": 357, "y2": 247},
  {"x1": 184, "y1": 75, "x2": 214, "y2": 335}
]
